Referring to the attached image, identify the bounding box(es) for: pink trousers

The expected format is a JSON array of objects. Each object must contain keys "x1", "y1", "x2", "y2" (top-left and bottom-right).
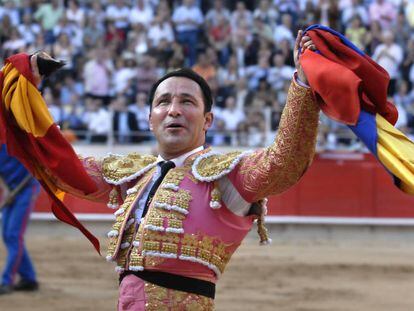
[{"x1": 118, "y1": 275, "x2": 214, "y2": 311}]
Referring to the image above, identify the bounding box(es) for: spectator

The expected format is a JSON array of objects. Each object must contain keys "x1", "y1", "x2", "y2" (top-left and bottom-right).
[
  {"x1": 53, "y1": 15, "x2": 83, "y2": 48},
  {"x1": 44, "y1": 88, "x2": 63, "y2": 125},
  {"x1": 34, "y1": 0, "x2": 63, "y2": 44},
  {"x1": 252, "y1": 17, "x2": 274, "y2": 44},
  {"x1": 245, "y1": 109, "x2": 267, "y2": 147},
  {"x1": 220, "y1": 96, "x2": 246, "y2": 133},
  {"x1": 315, "y1": 0, "x2": 340, "y2": 30},
  {"x1": 392, "y1": 11, "x2": 411, "y2": 48},
  {"x1": 105, "y1": 0, "x2": 130, "y2": 32},
  {"x1": 372, "y1": 30, "x2": 403, "y2": 95},
  {"x1": 87, "y1": 1, "x2": 106, "y2": 28},
  {"x1": 52, "y1": 33, "x2": 76, "y2": 77},
  {"x1": 369, "y1": 0, "x2": 397, "y2": 30},
  {"x1": 345, "y1": 15, "x2": 368, "y2": 51},
  {"x1": 61, "y1": 102, "x2": 87, "y2": 140},
  {"x1": 393, "y1": 80, "x2": 412, "y2": 113},
  {"x1": 255, "y1": 78, "x2": 276, "y2": 107},
  {"x1": 135, "y1": 55, "x2": 159, "y2": 94},
  {"x1": 205, "y1": 0, "x2": 231, "y2": 27},
  {"x1": 82, "y1": 97, "x2": 110, "y2": 143},
  {"x1": 128, "y1": 92, "x2": 150, "y2": 135},
  {"x1": 401, "y1": 38, "x2": 414, "y2": 88},
  {"x1": 245, "y1": 56, "x2": 271, "y2": 90},
  {"x1": 83, "y1": 48, "x2": 114, "y2": 105},
  {"x1": 274, "y1": 0, "x2": 300, "y2": 22},
  {"x1": 172, "y1": 0, "x2": 204, "y2": 66},
  {"x1": 192, "y1": 53, "x2": 217, "y2": 82},
  {"x1": 273, "y1": 14, "x2": 295, "y2": 47},
  {"x1": 366, "y1": 20, "x2": 383, "y2": 55},
  {"x1": 155, "y1": 0, "x2": 172, "y2": 23},
  {"x1": 17, "y1": 14, "x2": 41, "y2": 46},
  {"x1": 341, "y1": 0, "x2": 369, "y2": 27},
  {"x1": 83, "y1": 15, "x2": 105, "y2": 49},
  {"x1": 208, "y1": 15, "x2": 232, "y2": 66},
  {"x1": 0, "y1": 15, "x2": 14, "y2": 45},
  {"x1": 0, "y1": 0, "x2": 20, "y2": 26},
  {"x1": 231, "y1": 1, "x2": 253, "y2": 30},
  {"x1": 129, "y1": 0, "x2": 154, "y2": 28},
  {"x1": 128, "y1": 23, "x2": 148, "y2": 57},
  {"x1": 270, "y1": 99, "x2": 282, "y2": 131},
  {"x1": 253, "y1": 0, "x2": 278, "y2": 26},
  {"x1": 2, "y1": 28, "x2": 26, "y2": 58},
  {"x1": 147, "y1": 14, "x2": 175, "y2": 48},
  {"x1": 111, "y1": 95, "x2": 140, "y2": 143},
  {"x1": 66, "y1": 0, "x2": 85, "y2": 28},
  {"x1": 217, "y1": 55, "x2": 246, "y2": 96},
  {"x1": 112, "y1": 57, "x2": 137, "y2": 95},
  {"x1": 268, "y1": 52, "x2": 295, "y2": 92}
]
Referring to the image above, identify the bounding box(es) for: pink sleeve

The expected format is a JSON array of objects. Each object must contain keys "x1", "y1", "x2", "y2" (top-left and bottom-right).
[{"x1": 227, "y1": 77, "x2": 320, "y2": 202}]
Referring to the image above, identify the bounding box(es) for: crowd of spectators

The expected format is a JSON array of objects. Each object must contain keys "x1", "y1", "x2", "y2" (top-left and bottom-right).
[{"x1": 1, "y1": 0, "x2": 414, "y2": 151}]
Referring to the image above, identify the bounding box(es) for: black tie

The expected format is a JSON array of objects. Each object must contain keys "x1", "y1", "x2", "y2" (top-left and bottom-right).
[{"x1": 142, "y1": 161, "x2": 175, "y2": 217}]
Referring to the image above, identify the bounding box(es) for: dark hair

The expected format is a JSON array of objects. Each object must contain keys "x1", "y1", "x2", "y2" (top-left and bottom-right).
[{"x1": 148, "y1": 68, "x2": 213, "y2": 112}]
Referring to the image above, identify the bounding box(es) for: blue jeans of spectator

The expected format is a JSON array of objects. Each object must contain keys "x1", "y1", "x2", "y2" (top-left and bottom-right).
[
  {"x1": 176, "y1": 30, "x2": 199, "y2": 66},
  {"x1": 1, "y1": 181, "x2": 39, "y2": 285},
  {"x1": 43, "y1": 30, "x2": 55, "y2": 45}
]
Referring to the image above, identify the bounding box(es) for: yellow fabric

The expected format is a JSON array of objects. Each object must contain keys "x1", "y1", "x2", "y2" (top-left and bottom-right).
[
  {"x1": 376, "y1": 114, "x2": 414, "y2": 194},
  {"x1": 1, "y1": 66, "x2": 53, "y2": 137}
]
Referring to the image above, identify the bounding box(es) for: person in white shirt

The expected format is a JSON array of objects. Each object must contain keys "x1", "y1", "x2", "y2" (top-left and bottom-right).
[
  {"x1": 105, "y1": 0, "x2": 130, "y2": 31},
  {"x1": 66, "y1": 0, "x2": 85, "y2": 27},
  {"x1": 273, "y1": 14, "x2": 295, "y2": 47},
  {"x1": 82, "y1": 97, "x2": 111, "y2": 143},
  {"x1": 129, "y1": 0, "x2": 154, "y2": 28},
  {"x1": 172, "y1": 0, "x2": 204, "y2": 66},
  {"x1": 128, "y1": 92, "x2": 151, "y2": 135},
  {"x1": 220, "y1": 96, "x2": 246, "y2": 132},
  {"x1": 148, "y1": 15, "x2": 175, "y2": 47},
  {"x1": 372, "y1": 30, "x2": 403, "y2": 95},
  {"x1": 267, "y1": 52, "x2": 295, "y2": 92},
  {"x1": 205, "y1": 0, "x2": 231, "y2": 27}
]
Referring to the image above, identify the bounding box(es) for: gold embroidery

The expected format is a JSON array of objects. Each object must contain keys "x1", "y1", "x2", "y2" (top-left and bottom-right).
[
  {"x1": 102, "y1": 153, "x2": 157, "y2": 182},
  {"x1": 106, "y1": 168, "x2": 155, "y2": 260},
  {"x1": 107, "y1": 187, "x2": 119, "y2": 208},
  {"x1": 181, "y1": 245, "x2": 197, "y2": 257},
  {"x1": 139, "y1": 231, "x2": 233, "y2": 275},
  {"x1": 128, "y1": 249, "x2": 144, "y2": 267},
  {"x1": 144, "y1": 282, "x2": 214, "y2": 311},
  {"x1": 153, "y1": 188, "x2": 192, "y2": 214},
  {"x1": 210, "y1": 184, "x2": 221, "y2": 209},
  {"x1": 168, "y1": 219, "x2": 183, "y2": 230},
  {"x1": 146, "y1": 217, "x2": 164, "y2": 229},
  {"x1": 173, "y1": 190, "x2": 192, "y2": 210},
  {"x1": 239, "y1": 79, "x2": 320, "y2": 201},
  {"x1": 161, "y1": 169, "x2": 186, "y2": 190},
  {"x1": 194, "y1": 152, "x2": 242, "y2": 179},
  {"x1": 143, "y1": 231, "x2": 180, "y2": 244},
  {"x1": 162, "y1": 243, "x2": 178, "y2": 254},
  {"x1": 144, "y1": 241, "x2": 160, "y2": 252},
  {"x1": 152, "y1": 208, "x2": 186, "y2": 221}
]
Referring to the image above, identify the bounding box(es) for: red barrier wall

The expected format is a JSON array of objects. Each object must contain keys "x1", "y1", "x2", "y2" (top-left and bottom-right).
[{"x1": 34, "y1": 152, "x2": 414, "y2": 218}]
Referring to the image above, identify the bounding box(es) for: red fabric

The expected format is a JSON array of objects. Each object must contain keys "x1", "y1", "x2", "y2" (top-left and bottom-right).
[
  {"x1": 6, "y1": 53, "x2": 37, "y2": 86},
  {"x1": 300, "y1": 29, "x2": 398, "y2": 125},
  {"x1": 0, "y1": 53, "x2": 101, "y2": 254}
]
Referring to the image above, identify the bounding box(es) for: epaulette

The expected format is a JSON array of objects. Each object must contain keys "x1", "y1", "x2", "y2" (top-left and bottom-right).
[
  {"x1": 191, "y1": 150, "x2": 252, "y2": 182},
  {"x1": 102, "y1": 153, "x2": 157, "y2": 185}
]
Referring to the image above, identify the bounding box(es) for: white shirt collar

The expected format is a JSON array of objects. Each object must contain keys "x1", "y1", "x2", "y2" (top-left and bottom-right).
[{"x1": 156, "y1": 145, "x2": 204, "y2": 167}]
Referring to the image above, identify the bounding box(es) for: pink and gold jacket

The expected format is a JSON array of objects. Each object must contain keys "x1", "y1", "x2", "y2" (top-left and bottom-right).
[{"x1": 57, "y1": 78, "x2": 320, "y2": 284}]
